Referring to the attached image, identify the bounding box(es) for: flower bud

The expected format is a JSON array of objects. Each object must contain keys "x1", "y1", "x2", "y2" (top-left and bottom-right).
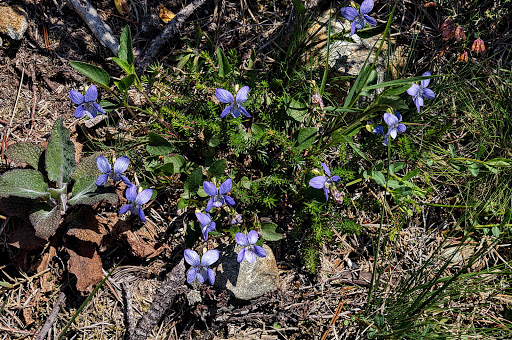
[
  {"x1": 454, "y1": 26, "x2": 466, "y2": 42},
  {"x1": 471, "y1": 38, "x2": 485, "y2": 54}
]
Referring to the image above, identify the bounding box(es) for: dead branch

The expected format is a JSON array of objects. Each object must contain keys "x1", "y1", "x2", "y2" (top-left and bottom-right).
[
  {"x1": 67, "y1": 0, "x2": 120, "y2": 55},
  {"x1": 34, "y1": 291, "x2": 66, "y2": 340},
  {"x1": 129, "y1": 259, "x2": 186, "y2": 340},
  {"x1": 135, "y1": 0, "x2": 208, "y2": 75}
]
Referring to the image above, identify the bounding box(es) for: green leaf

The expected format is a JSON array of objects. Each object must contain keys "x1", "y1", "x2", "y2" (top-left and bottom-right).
[
  {"x1": 291, "y1": 0, "x2": 305, "y2": 15},
  {"x1": 161, "y1": 155, "x2": 186, "y2": 174},
  {"x1": 6, "y1": 142, "x2": 44, "y2": 169},
  {"x1": 380, "y1": 84, "x2": 411, "y2": 96},
  {"x1": 29, "y1": 205, "x2": 61, "y2": 239},
  {"x1": 240, "y1": 176, "x2": 251, "y2": 189},
  {"x1": 0, "y1": 169, "x2": 48, "y2": 198},
  {"x1": 69, "y1": 176, "x2": 97, "y2": 202},
  {"x1": 118, "y1": 25, "x2": 134, "y2": 65},
  {"x1": 492, "y1": 225, "x2": 500, "y2": 237},
  {"x1": 260, "y1": 221, "x2": 284, "y2": 241},
  {"x1": 115, "y1": 74, "x2": 136, "y2": 92},
  {"x1": 146, "y1": 132, "x2": 174, "y2": 155},
  {"x1": 70, "y1": 62, "x2": 110, "y2": 88},
  {"x1": 362, "y1": 74, "x2": 445, "y2": 92},
  {"x1": 182, "y1": 167, "x2": 203, "y2": 199},
  {"x1": 73, "y1": 153, "x2": 101, "y2": 180},
  {"x1": 293, "y1": 127, "x2": 317, "y2": 150},
  {"x1": 372, "y1": 170, "x2": 386, "y2": 187},
  {"x1": 286, "y1": 97, "x2": 308, "y2": 122},
  {"x1": 112, "y1": 57, "x2": 135, "y2": 75},
  {"x1": 468, "y1": 162, "x2": 480, "y2": 177},
  {"x1": 402, "y1": 169, "x2": 419, "y2": 181},
  {"x1": 208, "y1": 135, "x2": 221, "y2": 148},
  {"x1": 216, "y1": 47, "x2": 232, "y2": 78},
  {"x1": 389, "y1": 162, "x2": 405, "y2": 175},
  {"x1": 207, "y1": 159, "x2": 226, "y2": 178},
  {"x1": 485, "y1": 158, "x2": 511, "y2": 167},
  {"x1": 46, "y1": 119, "x2": 75, "y2": 187}
]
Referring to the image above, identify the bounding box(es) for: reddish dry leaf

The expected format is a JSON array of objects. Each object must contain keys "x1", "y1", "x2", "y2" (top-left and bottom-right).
[
  {"x1": 32, "y1": 240, "x2": 58, "y2": 292},
  {"x1": 158, "y1": 4, "x2": 175, "y2": 23},
  {"x1": 67, "y1": 241, "x2": 103, "y2": 292},
  {"x1": 112, "y1": 221, "x2": 163, "y2": 258}
]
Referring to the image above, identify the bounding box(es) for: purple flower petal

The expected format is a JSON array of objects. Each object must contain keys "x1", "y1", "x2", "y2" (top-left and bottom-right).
[
  {"x1": 119, "y1": 204, "x2": 131, "y2": 215},
  {"x1": 206, "y1": 267, "x2": 216, "y2": 285},
  {"x1": 240, "y1": 106, "x2": 251, "y2": 118},
  {"x1": 203, "y1": 181, "x2": 218, "y2": 196},
  {"x1": 220, "y1": 105, "x2": 232, "y2": 118},
  {"x1": 96, "y1": 174, "x2": 109, "y2": 186},
  {"x1": 323, "y1": 187, "x2": 330, "y2": 201},
  {"x1": 196, "y1": 267, "x2": 207, "y2": 283},
  {"x1": 350, "y1": 20, "x2": 357, "y2": 35},
  {"x1": 125, "y1": 184, "x2": 138, "y2": 202},
  {"x1": 364, "y1": 15, "x2": 377, "y2": 26},
  {"x1": 235, "y1": 86, "x2": 250, "y2": 103},
  {"x1": 373, "y1": 125, "x2": 384, "y2": 134},
  {"x1": 137, "y1": 207, "x2": 146, "y2": 222},
  {"x1": 382, "y1": 135, "x2": 389, "y2": 146},
  {"x1": 421, "y1": 71, "x2": 431, "y2": 88},
  {"x1": 332, "y1": 175, "x2": 341, "y2": 182},
  {"x1": 215, "y1": 88, "x2": 234, "y2": 103},
  {"x1": 235, "y1": 232, "x2": 249, "y2": 246},
  {"x1": 384, "y1": 112, "x2": 399, "y2": 126},
  {"x1": 84, "y1": 108, "x2": 96, "y2": 119},
  {"x1": 414, "y1": 96, "x2": 424, "y2": 112},
  {"x1": 196, "y1": 212, "x2": 211, "y2": 226},
  {"x1": 309, "y1": 176, "x2": 327, "y2": 189},
  {"x1": 184, "y1": 249, "x2": 201, "y2": 266},
  {"x1": 93, "y1": 102, "x2": 105, "y2": 114},
  {"x1": 135, "y1": 189, "x2": 153, "y2": 205},
  {"x1": 407, "y1": 84, "x2": 420, "y2": 97},
  {"x1": 113, "y1": 156, "x2": 130, "y2": 174},
  {"x1": 253, "y1": 245, "x2": 267, "y2": 258},
  {"x1": 84, "y1": 85, "x2": 98, "y2": 102},
  {"x1": 245, "y1": 248, "x2": 257, "y2": 263},
  {"x1": 340, "y1": 6, "x2": 359, "y2": 21},
  {"x1": 224, "y1": 195, "x2": 236, "y2": 206},
  {"x1": 247, "y1": 230, "x2": 259, "y2": 244},
  {"x1": 206, "y1": 198, "x2": 214, "y2": 212},
  {"x1": 237, "y1": 248, "x2": 246, "y2": 263},
  {"x1": 74, "y1": 106, "x2": 85, "y2": 119},
  {"x1": 397, "y1": 123, "x2": 407, "y2": 133},
  {"x1": 70, "y1": 90, "x2": 84, "y2": 105},
  {"x1": 321, "y1": 163, "x2": 331, "y2": 177},
  {"x1": 360, "y1": 0, "x2": 374, "y2": 15},
  {"x1": 187, "y1": 267, "x2": 198, "y2": 283},
  {"x1": 422, "y1": 88, "x2": 435, "y2": 99},
  {"x1": 219, "y1": 179, "x2": 232, "y2": 195},
  {"x1": 389, "y1": 127, "x2": 398, "y2": 139},
  {"x1": 96, "y1": 156, "x2": 111, "y2": 173},
  {"x1": 119, "y1": 174, "x2": 131, "y2": 185},
  {"x1": 201, "y1": 249, "x2": 219, "y2": 266},
  {"x1": 395, "y1": 111, "x2": 402, "y2": 121}
]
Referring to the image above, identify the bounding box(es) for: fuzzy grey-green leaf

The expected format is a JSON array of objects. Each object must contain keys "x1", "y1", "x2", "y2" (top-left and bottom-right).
[
  {"x1": 0, "y1": 169, "x2": 48, "y2": 198},
  {"x1": 68, "y1": 192, "x2": 118, "y2": 206},
  {"x1": 6, "y1": 143, "x2": 44, "y2": 169},
  {"x1": 30, "y1": 205, "x2": 61, "y2": 239},
  {"x1": 46, "y1": 119, "x2": 76, "y2": 187},
  {"x1": 73, "y1": 153, "x2": 101, "y2": 180}
]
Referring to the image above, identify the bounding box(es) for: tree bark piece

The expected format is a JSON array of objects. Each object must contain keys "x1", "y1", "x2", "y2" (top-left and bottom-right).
[
  {"x1": 129, "y1": 259, "x2": 186, "y2": 340},
  {"x1": 136, "y1": 0, "x2": 208, "y2": 75},
  {"x1": 67, "y1": 0, "x2": 120, "y2": 55}
]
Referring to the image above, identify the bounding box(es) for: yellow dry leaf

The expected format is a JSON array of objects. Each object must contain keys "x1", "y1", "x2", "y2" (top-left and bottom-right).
[
  {"x1": 158, "y1": 4, "x2": 175, "y2": 23},
  {"x1": 115, "y1": 0, "x2": 130, "y2": 15}
]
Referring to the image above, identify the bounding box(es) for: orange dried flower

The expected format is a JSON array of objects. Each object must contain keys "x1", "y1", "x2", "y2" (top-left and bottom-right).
[
  {"x1": 424, "y1": 2, "x2": 436, "y2": 7},
  {"x1": 454, "y1": 26, "x2": 466, "y2": 42},
  {"x1": 471, "y1": 38, "x2": 485, "y2": 54},
  {"x1": 457, "y1": 51, "x2": 468, "y2": 63},
  {"x1": 441, "y1": 19, "x2": 455, "y2": 40}
]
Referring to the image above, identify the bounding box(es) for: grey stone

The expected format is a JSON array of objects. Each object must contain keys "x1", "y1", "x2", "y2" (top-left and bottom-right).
[
  {"x1": 0, "y1": 3, "x2": 29, "y2": 40},
  {"x1": 214, "y1": 243, "x2": 279, "y2": 300}
]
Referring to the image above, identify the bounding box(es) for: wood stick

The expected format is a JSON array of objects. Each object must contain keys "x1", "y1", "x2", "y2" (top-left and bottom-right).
[
  {"x1": 34, "y1": 291, "x2": 66, "y2": 340},
  {"x1": 67, "y1": 0, "x2": 120, "y2": 55},
  {"x1": 129, "y1": 259, "x2": 185, "y2": 340},
  {"x1": 135, "y1": 0, "x2": 208, "y2": 75}
]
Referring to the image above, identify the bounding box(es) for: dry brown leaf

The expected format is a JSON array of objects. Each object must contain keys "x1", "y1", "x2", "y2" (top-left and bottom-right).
[
  {"x1": 32, "y1": 241, "x2": 57, "y2": 292},
  {"x1": 67, "y1": 241, "x2": 103, "y2": 292},
  {"x1": 112, "y1": 221, "x2": 163, "y2": 258},
  {"x1": 115, "y1": 0, "x2": 130, "y2": 15},
  {"x1": 158, "y1": 4, "x2": 175, "y2": 23}
]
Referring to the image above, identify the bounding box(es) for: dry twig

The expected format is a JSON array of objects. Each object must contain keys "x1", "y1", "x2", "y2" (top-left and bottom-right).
[{"x1": 34, "y1": 291, "x2": 66, "y2": 340}]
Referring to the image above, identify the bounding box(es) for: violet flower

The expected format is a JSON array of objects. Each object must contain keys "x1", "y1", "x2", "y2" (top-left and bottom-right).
[
  {"x1": 407, "y1": 71, "x2": 435, "y2": 112},
  {"x1": 119, "y1": 185, "x2": 153, "y2": 222},
  {"x1": 215, "y1": 86, "x2": 251, "y2": 118},
  {"x1": 70, "y1": 85, "x2": 105, "y2": 119},
  {"x1": 203, "y1": 179, "x2": 236, "y2": 212},
  {"x1": 372, "y1": 112, "x2": 406, "y2": 145},
  {"x1": 309, "y1": 163, "x2": 341, "y2": 201},
  {"x1": 96, "y1": 155, "x2": 131, "y2": 186},
  {"x1": 235, "y1": 230, "x2": 267, "y2": 263},
  {"x1": 184, "y1": 249, "x2": 219, "y2": 285},
  {"x1": 196, "y1": 212, "x2": 216, "y2": 241},
  {"x1": 340, "y1": 0, "x2": 377, "y2": 36}
]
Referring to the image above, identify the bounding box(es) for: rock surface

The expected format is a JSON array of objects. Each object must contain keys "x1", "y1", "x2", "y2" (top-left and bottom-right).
[
  {"x1": 0, "y1": 3, "x2": 29, "y2": 40},
  {"x1": 214, "y1": 244, "x2": 279, "y2": 300}
]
